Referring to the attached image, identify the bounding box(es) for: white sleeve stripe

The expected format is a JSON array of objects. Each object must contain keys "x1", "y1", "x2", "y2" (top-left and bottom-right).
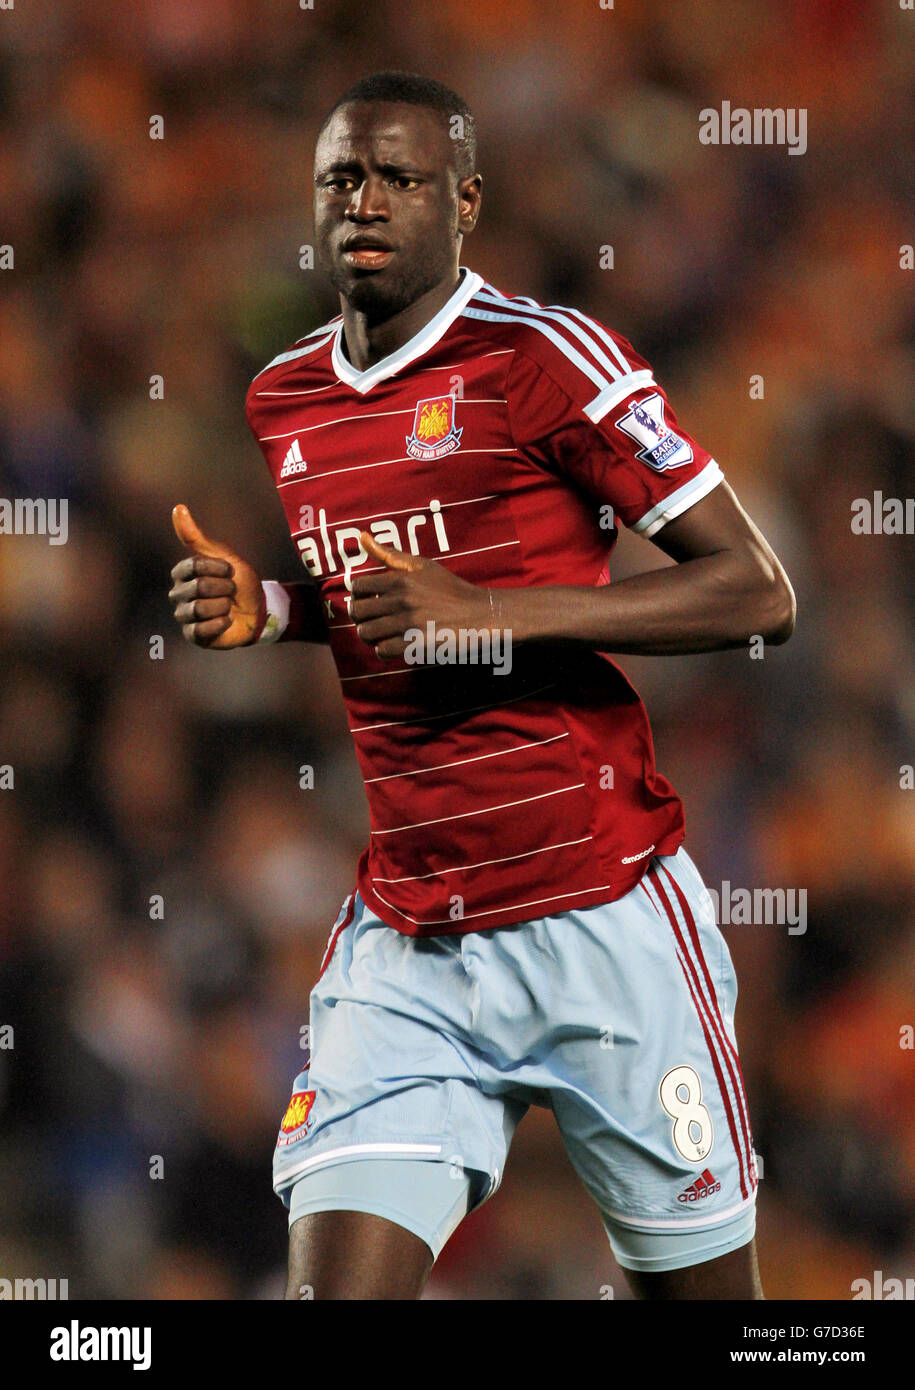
[
  {"x1": 258, "y1": 580, "x2": 291, "y2": 642},
  {"x1": 292, "y1": 316, "x2": 342, "y2": 345},
  {"x1": 631, "y1": 461, "x2": 724, "y2": 538},
  {"x1": 470, "y1": 290, "x2": 631, "y2": 386},
  {"x1": 250, "y1": 330, "x2": 338, "y2": 384},
  {"x1": 481, "y1": 290, "x2": 636, "y2": 378},
  {"x1": 462, "y1": 305, "x2": 613, "y2": 395},
  {"x1": 584, "y1": 370, "x2": 656, "y2": 421},
  {"x1": 479, "y1": 285, "x2": 637, "y2": 380},
  {"x1": 560, "y1": 306, "x2": 633, "y2": 377}
]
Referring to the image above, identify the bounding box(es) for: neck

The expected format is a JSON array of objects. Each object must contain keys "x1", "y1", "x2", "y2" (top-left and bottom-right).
[{"x1": 340, "y1": 269, "x2": 463, "y2": 371}]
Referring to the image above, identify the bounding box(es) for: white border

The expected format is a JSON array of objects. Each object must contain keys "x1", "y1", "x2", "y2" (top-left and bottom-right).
[
  {"x1": 632, "y1": 461, "x2": 724, "y2": 538},
  {"x1": 274, "y1": 1141, "x2": 443, "y2": 1192},
  {"x1": 332, "y1": 269, "x2": 484, "y2": 394}
]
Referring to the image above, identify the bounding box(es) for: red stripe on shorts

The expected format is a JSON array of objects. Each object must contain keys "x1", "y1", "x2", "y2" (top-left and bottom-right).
[
  {"x1": 657, "y1": 861, "x2": 756, "y2": 1188},
  {"x1": 649, "y1": 867, "x2": 751, "y2": 1200}
]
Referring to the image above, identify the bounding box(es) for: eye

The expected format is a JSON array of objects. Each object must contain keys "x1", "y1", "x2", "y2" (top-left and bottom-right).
[
  {"x1": 324, "y1": 177, "x2": 355, "y2": 192},
  {"x1": 392, "y1": 176, "x2": 420, "y2": 190}
]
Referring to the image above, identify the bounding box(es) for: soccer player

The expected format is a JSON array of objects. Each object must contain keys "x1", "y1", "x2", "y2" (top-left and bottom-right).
[{"x1": 168, "y1": 71, "x2": 795, "y2": 1300}]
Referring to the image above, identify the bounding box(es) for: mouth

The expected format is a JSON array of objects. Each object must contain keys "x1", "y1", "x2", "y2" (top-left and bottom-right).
[{"x1": 341, "y1": 237, "x2": 395, "y2": 271}]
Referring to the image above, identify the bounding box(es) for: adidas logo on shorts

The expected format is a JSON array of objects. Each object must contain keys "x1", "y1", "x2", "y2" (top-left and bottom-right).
[
  {"x1": 280, "y1": 438, "x2": 307, "y2": 478},
  {"x1": 677, "y1": 1168, "x2": 721, "y2": 1203}
]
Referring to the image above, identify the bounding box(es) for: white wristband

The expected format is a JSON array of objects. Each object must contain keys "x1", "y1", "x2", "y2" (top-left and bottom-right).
[{"x1": 258, "y1": 580, "x2": 291, "y2": 643}]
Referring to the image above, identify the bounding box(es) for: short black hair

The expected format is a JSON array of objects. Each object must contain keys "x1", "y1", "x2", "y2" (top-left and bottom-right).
[{"x1": 318, "y1": 70, "x2": 477, "y2": 179}]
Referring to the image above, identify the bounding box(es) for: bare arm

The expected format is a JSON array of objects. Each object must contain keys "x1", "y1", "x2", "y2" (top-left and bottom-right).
[
  {"x1": 493, "y1": 481, "x2": 796, "y2": 653},
  {"x1": 349, "y1": 481, "x2": 796, "y2": 659}
]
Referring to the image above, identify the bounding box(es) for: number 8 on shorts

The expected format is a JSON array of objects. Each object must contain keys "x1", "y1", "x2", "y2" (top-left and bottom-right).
[{"x1": 660, "y1": 1064, "x2": 714, "y2": 1163}]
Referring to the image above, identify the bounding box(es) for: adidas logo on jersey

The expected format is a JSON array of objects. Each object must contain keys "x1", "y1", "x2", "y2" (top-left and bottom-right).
[
  {"x1": 677, "y1": 1168, "x2": 721, "y2": 1203},
  {"x1": 280, "y1": 438, "x2": 307, "y2": 478}
]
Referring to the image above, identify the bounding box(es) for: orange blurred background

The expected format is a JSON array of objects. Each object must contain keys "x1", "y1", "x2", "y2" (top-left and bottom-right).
[{"x1": 0, "y1": 0, "x2": 913, "y2": 1299}]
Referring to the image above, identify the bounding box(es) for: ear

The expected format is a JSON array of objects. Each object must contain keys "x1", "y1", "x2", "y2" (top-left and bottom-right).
[{"x1": 458, "y1": 174, "x2": 482, "y2": 234}]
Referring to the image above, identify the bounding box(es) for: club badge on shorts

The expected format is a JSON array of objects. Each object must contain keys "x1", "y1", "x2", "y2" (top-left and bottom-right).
[
  {"x1": 277, "y1": 1089, "x2": 316, "y2": 1147},
  {"x1": 615, "y1": 392, "x2": 693, "y2": 471},
  {"x1": 406, "y1": 394, "x2": 463, "y2": 460}
]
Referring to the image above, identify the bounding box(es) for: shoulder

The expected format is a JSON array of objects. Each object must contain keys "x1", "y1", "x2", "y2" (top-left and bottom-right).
[
  {"x1": 246, "y1": 315, "x2": 342, "y2": 398},
  {"x1": 461, "y1": 278, "x2": 654, "y2": 416}
]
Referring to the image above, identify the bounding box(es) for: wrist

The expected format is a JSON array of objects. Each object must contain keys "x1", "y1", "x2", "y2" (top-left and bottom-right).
[
  {"x1": 254, "y1": 580, "x2": 291, "y2": 643},
  {"x1": 493, "y1": 586, "x2": 569, "y2": 646}
]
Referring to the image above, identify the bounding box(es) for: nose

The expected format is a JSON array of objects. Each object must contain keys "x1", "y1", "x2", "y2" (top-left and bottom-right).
[{"x1": 346, "y1": 174, "x2": 390, "y2": 223}]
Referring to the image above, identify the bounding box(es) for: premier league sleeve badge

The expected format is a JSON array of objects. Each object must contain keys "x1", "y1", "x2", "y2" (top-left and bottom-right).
[{"x1": 614, "y1": 393, "x2": 694, "y2": 471}]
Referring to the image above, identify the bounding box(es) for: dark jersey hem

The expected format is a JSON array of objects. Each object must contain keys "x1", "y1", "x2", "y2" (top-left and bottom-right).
[{"x1": 355, "y1": 826, "x2": 686, "y2": 938}]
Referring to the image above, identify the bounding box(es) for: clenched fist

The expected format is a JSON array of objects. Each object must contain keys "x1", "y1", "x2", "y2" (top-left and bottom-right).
[{"x1": 168, "y1": 505, "x2": 264, "y2": 648}]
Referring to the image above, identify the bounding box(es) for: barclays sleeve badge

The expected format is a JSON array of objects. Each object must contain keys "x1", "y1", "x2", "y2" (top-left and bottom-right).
[{"x1": 614, "y1": 392, "x2": 693, "y2": 471}]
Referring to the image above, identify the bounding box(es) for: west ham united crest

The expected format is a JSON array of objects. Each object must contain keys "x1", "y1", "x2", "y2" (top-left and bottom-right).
[
  {"x1": 406, "y1": 394, "x2": 463, "y2": 460},
  {"x1": 276, "y1": 1089, "x2": 316, "y2": 1148},
  {"x1": 615, "y1": 392, "x2": 693, "y2": 472}
]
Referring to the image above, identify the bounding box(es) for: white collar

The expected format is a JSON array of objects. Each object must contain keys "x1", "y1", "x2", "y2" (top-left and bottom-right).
[{"x1": 331, "y1": 267, "x2": 483, "y2": 394}]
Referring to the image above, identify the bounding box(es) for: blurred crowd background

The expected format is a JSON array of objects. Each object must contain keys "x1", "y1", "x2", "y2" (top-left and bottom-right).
[{"x1": 0, "y1": 0, "x2": 913, "y2": 1300}]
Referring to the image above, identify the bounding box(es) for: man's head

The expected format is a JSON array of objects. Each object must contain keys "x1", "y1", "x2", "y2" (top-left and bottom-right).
[{"x1": 314, "y1": 71, "x2": 482, "y2": 322}]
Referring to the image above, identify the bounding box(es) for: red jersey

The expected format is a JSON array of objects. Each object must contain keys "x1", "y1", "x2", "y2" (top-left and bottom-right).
[{"x1": 245, "y1": 269, "x2": 723, "y2": 936}]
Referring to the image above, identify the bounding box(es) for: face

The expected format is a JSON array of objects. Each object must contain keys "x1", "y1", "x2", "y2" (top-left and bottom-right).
[{"x1": 314, "y1": 101, "x2": 480, "y2": 321}]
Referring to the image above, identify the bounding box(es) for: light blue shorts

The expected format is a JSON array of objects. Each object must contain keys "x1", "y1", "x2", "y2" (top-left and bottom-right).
[{"x1": 274, "y1": 847, "x2": 759, "y2": 1272}]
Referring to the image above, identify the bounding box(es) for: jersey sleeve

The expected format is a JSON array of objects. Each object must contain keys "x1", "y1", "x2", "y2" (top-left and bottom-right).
[
  {"x1": 505, "y1": 318, "x2": 723, "y2": 538},
  {"x1": 245, "y1": 373, "x2": 330, "y2": 645},
  {"x1": 254, "y1": 579, "x2": 329, "y2": 644}
]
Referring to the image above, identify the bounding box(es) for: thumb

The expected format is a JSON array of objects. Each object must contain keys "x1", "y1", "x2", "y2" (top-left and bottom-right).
[
  {"x1": 360, "y1": 531, "x2": 423, "y2": 572},
  {"x1": 172, "y1": 504, "x2": 233, "y2": 561}
]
